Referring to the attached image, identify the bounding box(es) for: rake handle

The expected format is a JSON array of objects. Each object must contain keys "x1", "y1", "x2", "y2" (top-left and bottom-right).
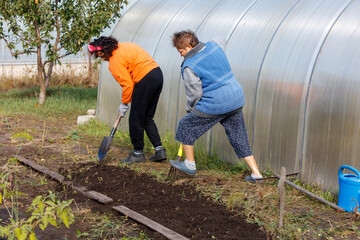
[{"x1": 177, "y1": 143, "x2": 183, "y2": 157}]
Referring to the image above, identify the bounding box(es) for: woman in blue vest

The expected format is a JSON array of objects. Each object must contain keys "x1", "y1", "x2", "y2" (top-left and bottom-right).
[{"x1": 170, "y1": 30, "x2": 262, "y2": 182}]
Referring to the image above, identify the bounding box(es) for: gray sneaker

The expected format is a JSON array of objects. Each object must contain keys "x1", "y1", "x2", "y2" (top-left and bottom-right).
[
  {"x1": 169, "y1": 160, "x2": 196, "y2": 176},
  {"x1": 149, "y1": 147, "x2": 167, "y2": 162},
  {"x1": 121, "y1": 152, "x2": 146, "y2": 165},
  {"x1": 245, "y1": 174, "x2": 263, "y2": 183}
]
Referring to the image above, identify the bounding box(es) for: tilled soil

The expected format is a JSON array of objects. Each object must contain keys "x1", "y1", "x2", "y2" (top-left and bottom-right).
[
  {"x1": 0, "y1": 116, "x2": 269, "y2": 239},
  {"x1": 66, "y1": 162, "x2": 268, "y2": 239}
]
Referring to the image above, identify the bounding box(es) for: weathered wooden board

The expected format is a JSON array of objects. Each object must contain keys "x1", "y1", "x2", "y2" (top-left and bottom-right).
[
  {"x1": 15, "y1": 155, "x2": 113, "y2": 205},
  {"x1": 15, "y1": 155, "x2": 65, "y2": 182},
  {"x1": 113, "y1": 205, "x2": 189, "y2": 240},
  {"x1": 74, "y1": 187, "x2": 113, "y2": 205},
  {"x1": 16, "y1": 155, "x2": 190, "y2": 238}
]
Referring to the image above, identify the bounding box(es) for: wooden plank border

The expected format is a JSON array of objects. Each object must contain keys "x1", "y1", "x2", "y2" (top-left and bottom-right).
[
  {"x1": 113, "y1": 205, "x2": 189, "y2": 240},
  {"x1": 15, "y1": 155, "x2": 113, "y2": 205},
  {"x1": 15, "y1": 155, "x2": 189, "y2": 239}
]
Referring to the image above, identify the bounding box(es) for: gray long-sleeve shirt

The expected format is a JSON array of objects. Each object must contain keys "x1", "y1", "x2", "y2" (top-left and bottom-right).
[
  {"x1": 182, "y1": 39, "x2": 226, "y2": 113},
  {"x1": 183, "y1": 67, "x2": 202, "y2": 112}
]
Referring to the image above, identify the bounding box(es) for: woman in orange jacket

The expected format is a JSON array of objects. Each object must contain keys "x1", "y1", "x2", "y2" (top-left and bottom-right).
[{"x1": 88, "y1": 36, "x2": 167, "y2": 164}]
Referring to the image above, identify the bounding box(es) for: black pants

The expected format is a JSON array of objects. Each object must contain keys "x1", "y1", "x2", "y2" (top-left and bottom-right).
[{"x1": 129, "y1": 67, "x2": 163, "y2": 151}]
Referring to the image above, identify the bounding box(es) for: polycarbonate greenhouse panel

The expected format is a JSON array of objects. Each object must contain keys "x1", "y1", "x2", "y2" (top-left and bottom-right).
[
  {"x1": 195, "y1": 0, "x2": 256, "y2": 41},
  {"x1": 225, "y1": 0, "x2": 300, "y2": 140},
  {"x1": 131, "y1": 0, "x2": 192, "y2": 55},
  {"x1": 210, "y1": 0, "x2": 300, "y2": 163},
  {"x1": 303, "y1": 0, "x2": 360, "y2": 187},
  {"x1": 96, "y1": 61, "x2": 125, "y2": 127},
  {"x1": 252, "y1": 0, "x2": 352, "y2": 173},
  {"x1": 112, "y1": 0, "x2": 162, "y2": 42},
  {"x1": 153, "y1": 0, "x2": 223, "y2": 135}
]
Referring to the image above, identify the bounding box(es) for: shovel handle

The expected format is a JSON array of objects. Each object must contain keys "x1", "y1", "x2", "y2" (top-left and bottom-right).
[
  {"x1": 113, "y1": 114, "x2": 122, "y2": 129},
  {"x1": 109, "y1": 114, "x2": 122, "y2": 137}
]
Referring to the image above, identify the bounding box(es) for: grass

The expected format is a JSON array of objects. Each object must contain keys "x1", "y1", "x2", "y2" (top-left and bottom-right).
[
  {"x1": 75, "y1": 211, "x2": 149, "y2": 239},
  {"x1": 0, "y1": 87, "x2": 98, "y2": 120},
  {"x1": 1, "y1": 84, "x2": 360, "y2": 239},
  {"x1": 80, "y1": 119, "x2": 252, "y2": 176}
]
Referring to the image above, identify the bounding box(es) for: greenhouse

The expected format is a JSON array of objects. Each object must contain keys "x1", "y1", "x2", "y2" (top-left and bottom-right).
[{"x1": 97, "y1": 0, "x2": 360, "y2": 190}]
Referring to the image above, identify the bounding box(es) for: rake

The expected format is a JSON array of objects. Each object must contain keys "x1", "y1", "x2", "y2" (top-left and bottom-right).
[{"x1": 166, "y1": 143, "x2": 183, "y2": 184}]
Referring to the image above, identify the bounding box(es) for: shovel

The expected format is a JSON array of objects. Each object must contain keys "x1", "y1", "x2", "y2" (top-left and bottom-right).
[{"x1": 98, "y1": 114, "x2": 122, "y2": 162}]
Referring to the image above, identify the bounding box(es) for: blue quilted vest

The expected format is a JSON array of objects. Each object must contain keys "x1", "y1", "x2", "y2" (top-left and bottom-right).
[{"x1": 181, "y1": 42, "x2": 245, "y2": 115}]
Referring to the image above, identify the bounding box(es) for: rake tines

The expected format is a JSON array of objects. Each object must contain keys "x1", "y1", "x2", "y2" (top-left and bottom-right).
[
  {"x1": 166, "y1": 166, "x2": 178, "y2": 184},
  {"x1": 166, "y1": 143, "x2": 183, "y2": 184}
]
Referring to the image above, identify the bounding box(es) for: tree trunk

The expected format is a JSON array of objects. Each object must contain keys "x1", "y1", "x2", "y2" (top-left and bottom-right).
[
  {"x1": 39, "y1": 62, "x2": 55, "y2": 105},
  {"x1": 37, "y1": 54, "x2": 46, "y2": 105},
  {"x1": 45, "y1": 62, "x2": 54, "y2": 87},
  {"x1": 35, "y1": 18, "x2": 47, "y2": 105},
  {"x1": 39, "y1": 82, "x2": 46, "y2": 105}
]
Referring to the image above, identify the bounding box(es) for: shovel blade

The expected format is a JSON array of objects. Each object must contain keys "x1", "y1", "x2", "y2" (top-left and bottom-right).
[{"x1": 98, "y1": 136, "x2": 113, "y2": 162}]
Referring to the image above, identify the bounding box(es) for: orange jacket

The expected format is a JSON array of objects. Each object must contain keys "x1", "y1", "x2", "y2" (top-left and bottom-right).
[{"x1": 108, "y1": 42, "x2": 159, "y2": 103}]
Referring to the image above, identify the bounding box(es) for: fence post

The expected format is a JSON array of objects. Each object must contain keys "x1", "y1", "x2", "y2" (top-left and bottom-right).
[{"x1": 278, "y1": 167, "x2": 286, "y2": 228}]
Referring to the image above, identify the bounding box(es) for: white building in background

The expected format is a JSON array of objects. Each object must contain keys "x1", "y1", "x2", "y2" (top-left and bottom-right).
[{"x1": 0, "y1": 0, "x2": 137, "y2": 79}]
